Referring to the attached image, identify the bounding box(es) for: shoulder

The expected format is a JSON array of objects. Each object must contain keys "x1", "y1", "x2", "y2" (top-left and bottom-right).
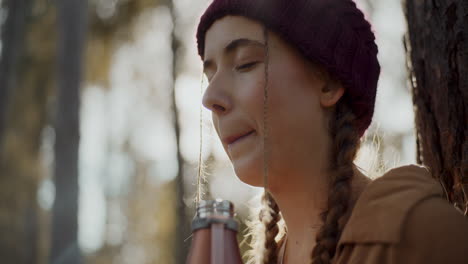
[
  {"x1": 337, "y1": 164, "x2": 468, "y2": 263},
  {"x1": 363, "y1": 164, "x2": 444, "y2": 201},
  {"x1": 339, "y1": 164, "x2": 445, "y2": 244},
  {"x1": 394, "y1": 195, "x2": 468, "y2": 263}
]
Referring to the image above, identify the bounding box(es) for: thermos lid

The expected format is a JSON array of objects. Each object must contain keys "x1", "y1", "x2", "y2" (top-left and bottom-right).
[
  {"x1": 192, "y1": 199, "x2": 238, "y2": 231},
  {"x1": 197, "y1": 199, "x2": 234, "y2": 218}
]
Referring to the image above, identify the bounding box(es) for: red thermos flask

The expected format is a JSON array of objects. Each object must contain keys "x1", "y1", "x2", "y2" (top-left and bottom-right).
[{"x1": 186, "y1": 199, "x2": 244, "y2": 264}]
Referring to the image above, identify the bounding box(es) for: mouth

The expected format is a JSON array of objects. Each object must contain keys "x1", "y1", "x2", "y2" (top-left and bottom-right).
[{"x1": 226, "y1": 130, "x2": 256, "y2": 146}]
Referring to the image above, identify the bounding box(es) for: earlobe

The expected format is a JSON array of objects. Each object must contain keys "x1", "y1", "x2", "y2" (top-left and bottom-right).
[{"x1": 320, "y1": 82, "x2": 345, "y2": 107}]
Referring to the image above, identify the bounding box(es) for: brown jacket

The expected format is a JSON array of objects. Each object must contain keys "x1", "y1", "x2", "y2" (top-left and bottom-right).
[
  {"x1": 335, "y1": 164, "x2": 468, "y2": 263},
  {"x1": 279, "y1": 165, "x2": 468, "y2": 263}
]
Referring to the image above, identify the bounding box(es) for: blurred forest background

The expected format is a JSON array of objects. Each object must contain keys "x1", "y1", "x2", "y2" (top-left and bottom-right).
[{"x1": 0, "y1": 0, "x2": 422, "y2": 263}]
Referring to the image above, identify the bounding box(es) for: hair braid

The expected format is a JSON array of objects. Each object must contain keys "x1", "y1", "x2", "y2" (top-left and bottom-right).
[
  {"x1": 261, "y1": 191, "x2": 281, "y2": 264},
  {"x1": 259, "y1": 24, "x2": 282, "y2": 264},
  {"x1": 311, "y1": 101, "x2": 361, "y2": 264}
]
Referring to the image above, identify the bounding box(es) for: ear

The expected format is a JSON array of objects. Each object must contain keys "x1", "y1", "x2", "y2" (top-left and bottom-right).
[{"x1": 319, "y1": 81, "x2": 345, "y2": 108}]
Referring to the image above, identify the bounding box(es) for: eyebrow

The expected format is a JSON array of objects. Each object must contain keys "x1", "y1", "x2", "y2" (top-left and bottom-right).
[{"x1": 203, "y1": 38, "x2": 266, "y2": 72}]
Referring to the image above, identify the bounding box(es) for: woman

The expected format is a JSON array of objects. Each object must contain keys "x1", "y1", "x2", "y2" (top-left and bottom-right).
[{"x1": 195, "y1": 0, "x2": 468, "y2": 263}]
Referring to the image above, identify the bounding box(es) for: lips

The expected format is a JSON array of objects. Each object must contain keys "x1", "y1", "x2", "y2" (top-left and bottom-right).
[{"x1": 224, "y1": 130, "x2": 255, "y2": 145}]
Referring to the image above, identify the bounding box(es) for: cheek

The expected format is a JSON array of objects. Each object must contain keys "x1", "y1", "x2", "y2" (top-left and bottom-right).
[
  {"x1": 236, "y1": 69, "x2": 266, "y2": 122},
  {"x1": 227, "y1": 70, "x2": 267, "y2": 187},
  {"x1": 266, "y1": 68, "x2": 328, "y2": 176},
  {"x1": 268, "y1": 63, "x2": 323, "y2": 130}
]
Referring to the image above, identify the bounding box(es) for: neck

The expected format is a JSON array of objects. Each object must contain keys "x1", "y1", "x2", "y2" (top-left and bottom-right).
[
  {"x1": 270, "y1": 165, "x2": 328, "y2": 264},
  {"x1": 271, "y1": 166, "x2": 371, "y2": 264}
]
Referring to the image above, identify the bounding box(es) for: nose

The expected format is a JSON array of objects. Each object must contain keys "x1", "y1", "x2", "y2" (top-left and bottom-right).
[{"x1": 202, "y1": 78, "x2": 232, "y2": 115}]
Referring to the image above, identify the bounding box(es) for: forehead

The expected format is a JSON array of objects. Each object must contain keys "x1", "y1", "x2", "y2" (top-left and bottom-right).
[{"x1": 204, "y1": 16, "x2": 264, "y2": 58}]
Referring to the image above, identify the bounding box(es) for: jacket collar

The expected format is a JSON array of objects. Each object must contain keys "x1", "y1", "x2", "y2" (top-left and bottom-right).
[{"x1": 338, "y1": 165, "x2": 443, "y2": 247}]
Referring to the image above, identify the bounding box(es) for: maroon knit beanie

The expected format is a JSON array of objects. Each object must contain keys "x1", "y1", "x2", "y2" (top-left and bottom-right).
[{"x1": 196, "y1": 0, "x2": 380, "y2": 137}]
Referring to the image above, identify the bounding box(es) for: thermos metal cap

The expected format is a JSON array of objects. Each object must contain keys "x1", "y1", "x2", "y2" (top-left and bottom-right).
[{"x1": 197, "y1": 199, "x2": 234, "y2": 218}]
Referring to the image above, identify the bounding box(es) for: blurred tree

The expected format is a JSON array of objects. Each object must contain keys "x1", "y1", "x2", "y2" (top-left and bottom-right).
[
  {"x1": 0, "y1": 0, "x2": 29, "y2": 145},
  {"x1": 405, "y1": 0, "x2": 468, "y2": 212},
  {"x1": 123, "y1": 142, "x2": 177, "y2": 264},
  {"x1": 50, "y1": 0, "x2": 87, "y2": 263},
  {"x1": 0, "y1": 0, "x2": 56, "y2": 263},
  {"x1": 83, "y1": 1, "x2": 185, "y2": 263},
  {"x1": 86, "y1": 0, "x2": 158, "y2": 86},
  {"x1": 1, "y1": 0, "x2": 188, "y2": 262},
  {"x1": 166, "y1": 0, "x2": 191, "y2": 263}
]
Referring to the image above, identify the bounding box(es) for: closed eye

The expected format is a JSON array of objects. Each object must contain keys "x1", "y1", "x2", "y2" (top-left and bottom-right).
[{"x1": 236, "y1": 61, "x2": 259, "y2": 71}]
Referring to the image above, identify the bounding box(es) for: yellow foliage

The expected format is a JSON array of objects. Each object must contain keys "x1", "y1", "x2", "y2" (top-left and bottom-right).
[{"x1": 85, "y1": 0, "x2": 161, "y2": 87}]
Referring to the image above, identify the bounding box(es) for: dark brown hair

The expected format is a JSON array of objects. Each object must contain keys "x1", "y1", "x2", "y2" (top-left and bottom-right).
[
  {"x1": 260, "y1": 102, "x2": 360, "y2": 264},
  {"x1": 260, "y1": 191, "x2": 281, "y2": 263},
  {"x1": 310, "y1": 101, "x2": 360, "y2": 263},
  {"x1": 259, "y1": 27, "x2": 361, "y2": 264}
]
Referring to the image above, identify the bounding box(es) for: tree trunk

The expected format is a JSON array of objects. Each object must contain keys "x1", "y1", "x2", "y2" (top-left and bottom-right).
[
  {"x1": 0, "y1": 0, "x2": 55, "y2": 263},
  {"x1": 0, "y1": 0, "x2": 30, "y2": 145},
  {"x1": 50, "y1": 0, "x2": 87, "y2": 263},
  {"x1": 405, "y1": 0, "x2": 468, "y2": 213},
  {"x1": 167, "y1": 0, "x2": 190, "y2": 263}
]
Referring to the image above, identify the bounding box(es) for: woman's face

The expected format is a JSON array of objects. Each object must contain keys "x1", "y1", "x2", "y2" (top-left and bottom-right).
[{"x1": 202, "y1": 16, "x2": 342, "y2": 190}]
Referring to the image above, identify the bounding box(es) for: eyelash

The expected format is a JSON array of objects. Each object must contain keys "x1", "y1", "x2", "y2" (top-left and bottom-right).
[
  {"x1": 206, "y1": 61, "x2": 260, "y2": 82},
  {"x1": 235, "y1": 61, "x2": 259, "y2": 71}
]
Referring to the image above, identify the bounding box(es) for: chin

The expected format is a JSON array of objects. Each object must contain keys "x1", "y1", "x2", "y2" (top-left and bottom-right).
[{"x1": 232, "y1": 161, "x2": 264, "y2": 187}]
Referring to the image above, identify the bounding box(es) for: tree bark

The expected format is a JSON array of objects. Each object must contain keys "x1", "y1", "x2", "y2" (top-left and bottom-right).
[
  {"x1": 50, "y1": 0, "x2": 87, "y2": 263},
  {"x1": 0, "y1": 0, "x2": 56, "y2": 263},
  {"x1": 167, "y1": 0, "x2": 190, "y2": 263},
  {"x1": 0, "y1": 0, "x2": 30, "y2": 145},
  {"x1": 405, "y1": 0, "x2": 468, "y2": 212}
]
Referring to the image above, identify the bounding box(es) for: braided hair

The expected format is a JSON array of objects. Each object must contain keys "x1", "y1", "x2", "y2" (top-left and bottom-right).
[
  {"x1": 257, "y1": 24, "x2": 361, "y2": 263},
  {"x1": 261, "y1": 191, "x2": 282, "y2": 264},
  {"x1": 257, "y1": 99, "x2": 360, "y2": 264},
  {"x1": 310, "y1": 101, "x2": 360, "y2": 264}
]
